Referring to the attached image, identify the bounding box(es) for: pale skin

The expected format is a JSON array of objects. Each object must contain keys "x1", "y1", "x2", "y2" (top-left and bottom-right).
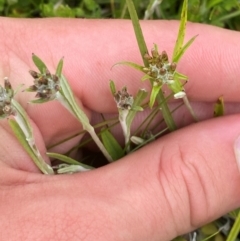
[{"x1": 1, "y1": 18, "x2": 240, "y2": 241}]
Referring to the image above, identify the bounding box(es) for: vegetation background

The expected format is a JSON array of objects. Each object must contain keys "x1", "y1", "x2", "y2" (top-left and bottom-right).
[{"x1": 0, "y1": 0, "x2": 240, "y2": 31}]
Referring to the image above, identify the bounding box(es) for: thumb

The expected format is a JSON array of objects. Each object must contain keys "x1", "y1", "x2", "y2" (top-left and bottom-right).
[
  {"x1": 2, "y1": 115, "x2": 240, "y2": 241},
  {"x1": 83, "y1": 114, "x2": 240, "y2": 241}
]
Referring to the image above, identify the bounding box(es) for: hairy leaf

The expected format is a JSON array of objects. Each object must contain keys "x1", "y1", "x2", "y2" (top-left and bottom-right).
[
  {"x1": 32, "y1": 54, "x2": 47, "y2": 73},
  {"x1": 100, "y1": 128, "x2": 124, "y2": 161}
]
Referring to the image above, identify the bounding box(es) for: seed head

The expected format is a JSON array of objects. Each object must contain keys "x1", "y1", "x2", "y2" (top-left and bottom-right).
[
  {"x1": 28, "y1": 68, "x2": 61, "y2": 101},
  {"x1": 114, "y1": 87, "x2": 133, "y2": 110},
  {"x1": 0, "y1": 78, "x2": 15, "y2": 117},
  {"x1": 144, "y1": 46, "x2": 177, "y2": 86}
]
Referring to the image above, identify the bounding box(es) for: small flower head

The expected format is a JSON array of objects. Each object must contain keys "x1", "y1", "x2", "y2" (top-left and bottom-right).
[
  {"x1": 27, "y1": 68, "x2": 60, "y2": 102},
  {"x1": 144, "y1": 47, "x2": 177, "y2": 86},
  {"x1": 0, "y1": 77, "x2": 15, "y2": 118},
  {"x1": 114, "y1": 87, "x2": 134, "y2": 110}
]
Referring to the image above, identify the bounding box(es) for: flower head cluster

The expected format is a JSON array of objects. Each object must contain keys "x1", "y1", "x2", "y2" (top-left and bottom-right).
[
  {"x1": 0, "y1": 77, "x2": 15, "y2": 118},
  {"x1": 28, "y1": 68, "x2": 60, "y2": 101},
  {"x1": 143, "y1": 48, "x2": 177, "y2": 86},
  {"x1": 114, "y1": 87, "x2": 133, "y2": 110}
]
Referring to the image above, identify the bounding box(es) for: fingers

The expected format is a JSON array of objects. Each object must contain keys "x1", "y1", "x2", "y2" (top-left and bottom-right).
[
  {"x1": 1, "y1": 18, "x2": 240, "y2": 155},
  {"x1": 2, "y1": 115, "x2": 240, "y2": 241},
  {"x1": 75, "y1": 115, "x2": 240, "y2": 241},
  {"x1": 73, "y1": 115, "x2": 240, "y2": 240},
  {"x1": 1, "y1": 18, "x2": 240, "y2": 115}
]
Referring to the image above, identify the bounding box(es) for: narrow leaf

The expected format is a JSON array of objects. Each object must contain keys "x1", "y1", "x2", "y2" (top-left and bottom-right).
[
  {"x1": 149, "y1": 85, "x2": 161, "y2": 108},
  {"x1": 174, "y1": 71, "x2": 188, "y2": 80},
  {"x1": 109, "y1": 80, "x2": 117, "y2": 95},
  {"x1": 11, "y1": 99, "x2": 33, "y2": 141},
  {"x1": 56, "y1": 58, "x2": 64, "y2": 77},
  {"x1": 47, "y1": 152, "x2": 94, "y2": 169},
  {"x1": 58, "y1": 75, "x2": 112, "y2": 162},
  {"x1": 9, "y1": 119, "x2": 53, "y2": 174},
  {"x1": 14, "y1": 84, "x2": 24, "y2": 95},
  {"x1": 29, "y1": 98, "x2": 52, "y2": 104},
  {"x1": 214, "y1": 96, "x2": 224, "y2": 117},
  {"x1": 173, "y1": 35, "x2": 197, "y2": 63},
  {"x1": 113, "y1": 61, "x2": 145, "y2": 72},
  {"x1": 126, "y1": 0, "x2": 176, "y2": 131},
  {"x1": 144, "y1": 0, "x2": 163, "y2": 20},
  {"x1": 157, "y1": 91, "x2": 177, "y2": 131},
  {"x1": 58, "y1": 75, "x2": 90, "y2": 127},
  {"x1": 100, "y1": 128, "x2": 124, "y2": 161},
  {"x1": 126, "y1": 89, "x2": 148, "y2": 127},
  {"x1": 126, "y1": 0, "x2": 149, "y2": 66},
  {"x1": 229, "y1": 208, "x2": 240, "y2": 219},
  {"x1": 141, "y1": 74, "x2": 152, "y2": 81},
  {"x1": 169, "y1": 78, "x2": 183, "y2": 94},
  {"x1": 172, "y1": 0, "x2": 188, "y2": 61},
  {"x1": 226, "y1": 211, "x2": 240, "y2": 241},
  {"x1": 32, "y1": 54, "x2": 47, "y2": 74},
  {"x1": 132, "y1": 106, "x2": 144, "y2": 111}
]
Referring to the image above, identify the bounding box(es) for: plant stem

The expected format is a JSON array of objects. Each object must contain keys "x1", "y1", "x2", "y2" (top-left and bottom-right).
[
  {"x1": 57, "y1": 76, "x2": 113, "y2": 162},
  {"x1": 183, "y1": 95, "x2": 198, "y2": 122},
  {"x1": 119, "y1": 109, "x2": 131, "y2": 152},
  {"x1": 11, "y1": 99, "x2": 54, "y2": 174},
  {"x1": 157, "y1": 90, "x2": 177, "y2": 131},
  {"x1": 126, "y1": 0, "x2": 177, "y2": 131},
  {"x1": 87, "y1": 125, "x2": 113, "y2": 162},
  {"x1": 226, "y1": 211, "x2": 240, "y2": 241},
  {"x1": 58, "y1": 94, "x2": 113, "y2": 162}
]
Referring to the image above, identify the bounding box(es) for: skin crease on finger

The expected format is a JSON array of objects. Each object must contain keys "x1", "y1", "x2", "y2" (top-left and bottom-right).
[{"x1": 0, "y1": 18, "x2": 240, "y2": 241}]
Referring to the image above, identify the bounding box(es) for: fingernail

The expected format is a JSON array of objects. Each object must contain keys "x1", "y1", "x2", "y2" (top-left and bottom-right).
[{"x1": 234, "y1": 135, "x2": 240, "y2": 172}]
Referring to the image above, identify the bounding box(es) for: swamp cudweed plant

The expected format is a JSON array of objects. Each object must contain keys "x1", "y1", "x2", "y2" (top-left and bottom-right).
[{"x1": 0, "y1": 0, "x2": 237, "y2": 240}]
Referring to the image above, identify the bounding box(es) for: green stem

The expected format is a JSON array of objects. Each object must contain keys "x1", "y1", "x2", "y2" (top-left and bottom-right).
[
  {"x1": 226, "y1": 211, "x2": 240, "y2": 241},
  {"x1": 183, "y1": 95, "x2": 198, "y2": 122},
  {"x1": 119, "y1": 109, "x2": 131, "y2": 152},
  {"x1": 11, "y1": 100, "x2": 54, "y2": 174},
  {"x1": 126, "y1": 0, "x2": 177, "y2": 131},
  {"x1": 57, "y1": 77, "x2": 113, "y2": 162},
  {"x1": 157, "y1": 91, "x2": 177, "y2": 131},
  {"x1": 87, "y1": 126, "x2": 113, "y2": 162}
]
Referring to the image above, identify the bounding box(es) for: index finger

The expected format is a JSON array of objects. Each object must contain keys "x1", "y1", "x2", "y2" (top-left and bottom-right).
[
  {"x1": 1, "y1": 18, "x2": 240, "y2": 147},
  {"x1": 1, "y1": 18, "x2": 240, "y2": 111}
]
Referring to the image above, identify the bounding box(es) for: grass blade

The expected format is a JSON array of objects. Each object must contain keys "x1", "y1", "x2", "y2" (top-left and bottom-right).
[
  {"x1": 47, "y1": 152, "x2": 94, "y2": 169},
  {"x1": 126, "y1": 0, "x2": 149, "y2": 66},
  {"x1": 144, "y1": 0, "x2": 163, "y2": 20},
  {"x1": 126, "y1": 0, "x2": 177, "y2": 131},
  {"x1": 172, "y1": 0, "x2": 188, "y2": 62},
  {"x1": 100, "y1": 128, "x2": 125, "y2": 161},
  {"x1": 226, "y1": 211, "x2": 240, "y2": 241},
  {"x1": 173, "y1": 35, "x2": 198, "y2": 63}
]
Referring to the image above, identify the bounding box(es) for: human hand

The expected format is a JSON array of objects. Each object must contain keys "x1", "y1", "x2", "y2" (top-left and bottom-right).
[{"x1": 0, "y1": 18, "x2": 240, "y2": 241}]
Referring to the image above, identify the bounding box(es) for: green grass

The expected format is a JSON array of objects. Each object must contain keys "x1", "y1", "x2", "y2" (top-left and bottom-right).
[{"x1": 1, "y1": 0, "x2": 240, "y2": 30}]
